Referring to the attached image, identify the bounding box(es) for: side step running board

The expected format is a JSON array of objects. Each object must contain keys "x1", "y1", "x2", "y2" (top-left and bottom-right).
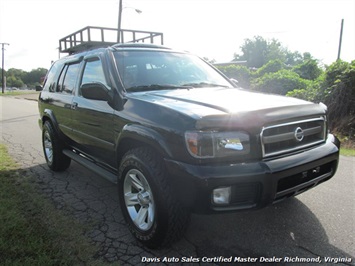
[{"x1": 63, "y1": 149, "x2": 117, "y2": 184}]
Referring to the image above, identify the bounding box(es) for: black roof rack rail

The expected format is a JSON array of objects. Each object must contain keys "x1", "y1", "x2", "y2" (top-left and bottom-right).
[
  {"x1": 112, "y1": 43, "x2": 170, "y2": 50},
  {"x1": 59, "y1": 26, "x2": 164, "y2": 54}
]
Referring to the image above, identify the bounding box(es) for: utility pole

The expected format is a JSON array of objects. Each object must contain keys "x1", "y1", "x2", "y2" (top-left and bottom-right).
[
  {"x1": 337, "y1": 19, "x2": 344, "y2": 61},
  {"x1": 1, "y1": 42, "x2": 10, "y2": 94},
  {"x1": 117, "y1": 0, "x2": 123, "y2": 43},
  {"x1": 116, "y1": 0, "x2": 142, "y2": 43}
]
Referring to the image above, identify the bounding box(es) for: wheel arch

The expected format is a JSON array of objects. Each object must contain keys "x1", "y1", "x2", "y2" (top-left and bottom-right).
[
  {"x1": 116, "y1": 124, "x2": 173, "y2": 166},
  {"x1": 40, "y1": 109, "x2": 60, "y2": 134}
]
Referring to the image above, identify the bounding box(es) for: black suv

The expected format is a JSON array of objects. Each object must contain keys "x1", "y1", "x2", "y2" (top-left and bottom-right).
[{"x1": 38, "y1": 43, "x2": 340, "y2": 248}]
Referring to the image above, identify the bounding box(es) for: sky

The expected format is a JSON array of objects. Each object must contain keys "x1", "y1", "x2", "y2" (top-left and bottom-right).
[{"x1": 0, "y1": 0, "x2": 354, "y2": 71}]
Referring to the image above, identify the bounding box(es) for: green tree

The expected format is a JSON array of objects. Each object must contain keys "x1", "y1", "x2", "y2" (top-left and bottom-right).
[
  {"x1": 285, "y1": 50, "x2": 304, "y2": 66},
  {"x1": 1, "y1": 67, "x2": 48, "y2": 89},
  {"x1": 6, "y1": 75, "x2": 24, "y2": 88},
  {"x1": 234, "y1": 36, "x2": 268, "y2": 68},
  {"x1": 7, "y1": 68, "x2": 27, "y2": 81},
  {"x1": 234, "y1": 36, "x2": 313, "y2": 68},
  {"x1": 25, "y1": 68, "x2": 48, "y2": 87},
  {"x1": 5, "y1": 68, "x2": 27, "y2": 88},
  {"x1": 292, "y1": 59, "x2": 322, "y2": 80},
  {"x1": 265, "y1": 39, "x2": 287, "y2": 63}
]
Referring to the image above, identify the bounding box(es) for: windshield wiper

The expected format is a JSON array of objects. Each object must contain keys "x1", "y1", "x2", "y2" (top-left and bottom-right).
[
  {"x1": 126, "y1": 84, "x2": 193, "y2": 92},
  {"x1": 182, "y1": 82, "x2": 230, "y2": 88}
]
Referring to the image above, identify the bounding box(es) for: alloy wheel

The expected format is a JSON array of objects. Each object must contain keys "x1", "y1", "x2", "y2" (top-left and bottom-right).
[
  {"x1": 123, "y1": 169, "x2": 155, "y2": 231},
  {"x1": 43, "y1": 130, "x2": 53, "y2": 163}
]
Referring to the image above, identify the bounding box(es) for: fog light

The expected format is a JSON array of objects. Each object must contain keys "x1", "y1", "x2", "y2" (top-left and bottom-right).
[{"x1": 213, "y1": 187, "x2": 231, "y2": 205}]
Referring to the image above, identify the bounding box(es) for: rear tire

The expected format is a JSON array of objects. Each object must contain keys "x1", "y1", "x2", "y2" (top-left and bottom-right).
[
  {"x1": 42, "y1": 121, "x2": 71, "y2": 171},
  {"x1": 118, "y1": 147, "x2": 190, "y2": 248}
]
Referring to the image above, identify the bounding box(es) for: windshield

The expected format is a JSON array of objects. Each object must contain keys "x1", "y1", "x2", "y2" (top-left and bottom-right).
[{"x1": 114, "y1": 50, "x2": 233, "y2": 92}]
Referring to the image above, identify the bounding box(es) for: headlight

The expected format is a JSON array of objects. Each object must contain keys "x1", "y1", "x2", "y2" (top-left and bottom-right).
[{"x1": 185, "y1": 131, "x2": 250, "y2": 158}]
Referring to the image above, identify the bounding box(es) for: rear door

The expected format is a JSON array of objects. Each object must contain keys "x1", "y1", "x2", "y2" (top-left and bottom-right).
[
  {"x1": 70, "y1": 54, "x2": 116, "y2": 167},
  {"x1": 43, "y1": 61, "x2": 81, "y2": 138}
]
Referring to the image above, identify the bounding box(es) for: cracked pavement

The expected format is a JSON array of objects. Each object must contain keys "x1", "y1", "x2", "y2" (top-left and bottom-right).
[{"x1": 1, "y1": 95, "x2": 354, "y2": 265}]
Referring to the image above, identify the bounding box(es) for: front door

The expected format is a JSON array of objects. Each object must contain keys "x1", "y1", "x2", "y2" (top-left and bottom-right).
[{"x1": 70, "y1": 56, "x2": 116, "y2": 167}]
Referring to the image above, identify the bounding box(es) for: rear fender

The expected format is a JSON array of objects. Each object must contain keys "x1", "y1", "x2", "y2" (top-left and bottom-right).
[{"x1": 40, "y1": 109, "x2": 61, "y2": 136}]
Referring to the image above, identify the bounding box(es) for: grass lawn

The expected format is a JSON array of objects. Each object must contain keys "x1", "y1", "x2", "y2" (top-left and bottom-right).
[
  {"x1": 340, "y1": 147, "x2": 355, "y2": 157},
  {"x1": 338, "y1": 135, "x2": 355, "y2": 157},
  {"x1": 0, "y1": 90, "x2": 39, "y2": 96},
  {"x1": 0, "y1": 144, "x2": 106, "y2": 266}
]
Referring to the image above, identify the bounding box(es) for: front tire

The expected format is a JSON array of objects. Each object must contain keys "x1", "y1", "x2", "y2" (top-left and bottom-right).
[
  {"x1": 42, "y1": 121, "x2": 71, "y2": 171},
  {"x1": 118, "y1": 147, "x2": 190, "y2": 248}
]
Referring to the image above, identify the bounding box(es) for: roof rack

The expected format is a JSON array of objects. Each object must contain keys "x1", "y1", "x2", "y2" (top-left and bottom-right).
[
  {"x1": 112, "y1": 43, "x2": 170, "y2": 50},
  {"x1": 59, "y1": 26, "x2": 164, "y2": 54}
]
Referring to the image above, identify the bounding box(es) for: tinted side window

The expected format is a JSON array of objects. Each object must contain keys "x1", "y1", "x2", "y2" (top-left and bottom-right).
[
  {"x1": 57, "y1": 65, "x2": 68, "y2": 92},
  {"x1": 43, "y1": 62, "x2": 62, "y2": 92},
  {"x1": 81, "y1": 58, "x2": 108, "y2": 88},
  {"x1": 57, "y1": 63, "x2": 80, "y2": 94}
]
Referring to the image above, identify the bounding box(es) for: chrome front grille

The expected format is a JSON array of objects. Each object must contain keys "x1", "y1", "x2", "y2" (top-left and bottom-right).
[{"x1": 261, "y1": 117, "x2": 326, "y2": 158}]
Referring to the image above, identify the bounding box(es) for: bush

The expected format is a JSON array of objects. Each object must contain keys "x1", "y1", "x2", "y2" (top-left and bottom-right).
[
  {"x1": 254, "y1": 59, "x2": 284, "y2": 78},
  {"x1": 217, "y1": 65, "x2": 251, "y2": 88},
  {"x1": 251, "y1": 69, "x2": 311, "y2": 95},
  {"x1": 287, "y1": 73, "x2": 325, "y2": 102},
  {"x1": 322, "y1": 60, "x2": 355, "y2": 135}
]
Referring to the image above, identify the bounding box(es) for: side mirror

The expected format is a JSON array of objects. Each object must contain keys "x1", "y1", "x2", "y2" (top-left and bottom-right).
[
  {"x1": 35, "y1": 85, "x2": 43, "y2": 91},
  {"x1": 80, "y1": 82, "x2": 110, "y2": 101}
]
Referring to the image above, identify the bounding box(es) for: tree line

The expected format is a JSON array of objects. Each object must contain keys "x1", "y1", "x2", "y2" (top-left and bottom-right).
[
  {"x1": 216, "y1": 36, "x2": 355, "y2": 137},
  {"x1": 0, "y1": 68, "x2": 48, "y2": 89}
]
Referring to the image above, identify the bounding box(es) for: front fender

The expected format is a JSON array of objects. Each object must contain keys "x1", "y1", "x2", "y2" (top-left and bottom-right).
[{"x1": 117, "y1": 124, "x2": 173, "y2": 159}]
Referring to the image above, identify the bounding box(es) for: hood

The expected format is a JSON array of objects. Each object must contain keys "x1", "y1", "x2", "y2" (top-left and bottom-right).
[
  {"x1": 130, "y1": 87, "x2": 326, "y2": 130},
  {"x1": 150, "y1": 87, "x2": 311, "y2": 113}
]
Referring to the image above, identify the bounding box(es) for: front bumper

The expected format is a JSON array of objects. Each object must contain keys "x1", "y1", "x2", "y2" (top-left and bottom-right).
[{"x1": 165, "y1": 134, "x2": 340, "y2": 214}]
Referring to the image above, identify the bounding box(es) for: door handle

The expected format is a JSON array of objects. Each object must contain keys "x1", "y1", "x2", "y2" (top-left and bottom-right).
[{"x1": 71, "y1": 102, "x2": 78, "y2": 110}]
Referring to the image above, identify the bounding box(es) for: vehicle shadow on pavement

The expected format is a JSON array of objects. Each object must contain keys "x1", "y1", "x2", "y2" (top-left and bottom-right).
[
  {"x1": 186, "y1": 199, "x2": 354, "y2": 262},
  {"x1": 23, "y1": 161, "x2": 354, "y2": 265}
]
